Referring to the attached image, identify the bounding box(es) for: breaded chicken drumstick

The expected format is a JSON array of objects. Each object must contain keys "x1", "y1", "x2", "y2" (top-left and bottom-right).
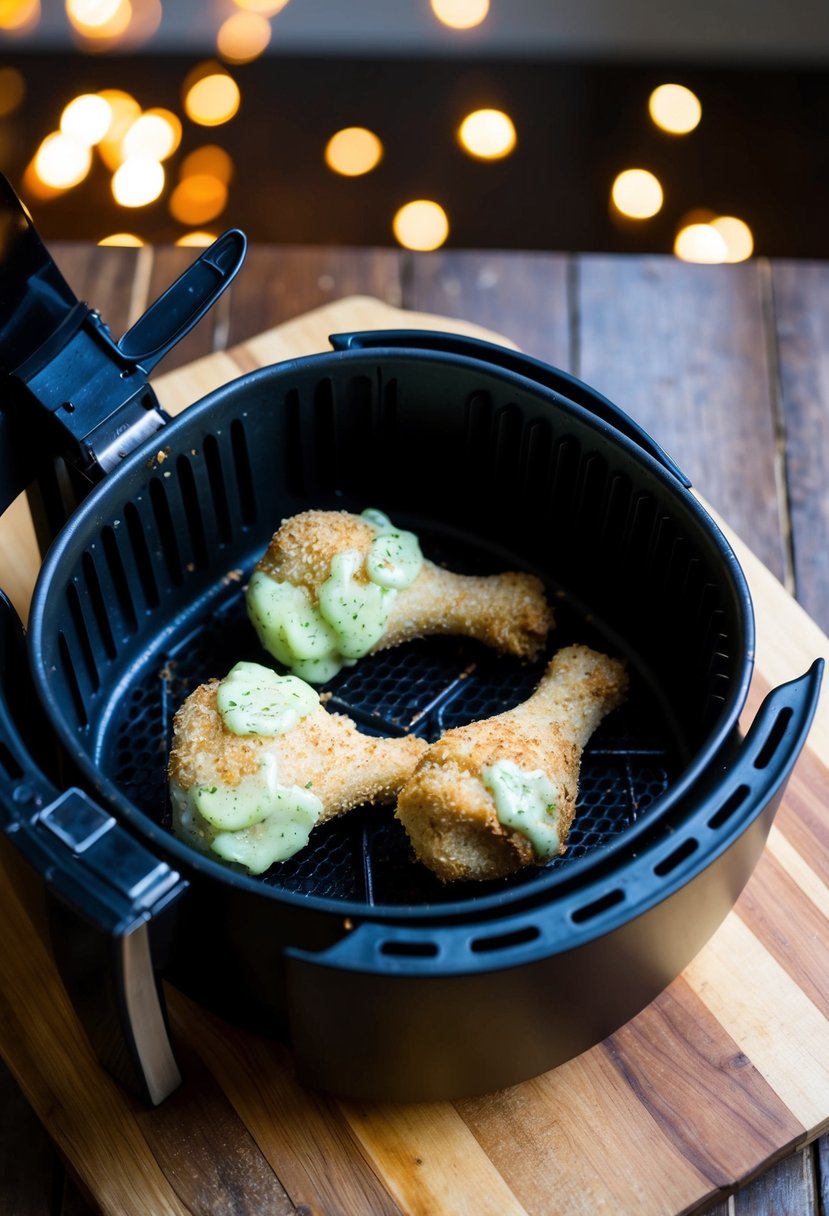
[
  {"x1": 246, "y1": 508, "x2": 553, "y2": 683},
  {"x1": 169, "y1": 661, "x2": 426, "y2": 874},
  {"x1": 395, "y1": 644, "x2": 628, "y2": 882}
]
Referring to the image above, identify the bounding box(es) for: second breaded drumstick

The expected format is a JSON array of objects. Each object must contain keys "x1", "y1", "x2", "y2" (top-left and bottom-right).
[
  {"x1": 169, "y1": 661, "x2": 426, "y2": 874},
  {"x1": 395, "y1": 644, "x2": 628, "y2": 882},
  {"x1": 246, "y1": 508, "x2": 553, "y2": 683}
]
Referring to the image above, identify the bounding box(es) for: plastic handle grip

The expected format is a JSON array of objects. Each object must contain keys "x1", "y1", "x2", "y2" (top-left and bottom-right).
[
  {"x1": 0, "y1": 592, "x2": 185, "y2": 1106},
  {"x1": 329, "y1": 328, "x2": 691, "y2": 487},
  {"x1": 119, "y1": 228, "x2": 247, "y2": 370}
]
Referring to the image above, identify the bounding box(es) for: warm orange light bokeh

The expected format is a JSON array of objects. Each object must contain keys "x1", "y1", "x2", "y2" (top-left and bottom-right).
[
  {"x1": 324, "y1": 127, "x2": 383, "y2": 176},
  {"x1": 180, "y1": 144, "x2": 235, "y2": 184},
  {"x1": 0, "y1": 67, "x2": 25, "y2": 116},
  {"x1": 183, "y1": 65, "x2": 241, "y2": 127},
  {"x1": 111, "y1": 156, "x2": 164, "y2": 206},
  {"x1": 217, "y1": 10, "x2": 272, "y2": 62},
  {"x1": 611, "y1": 168, "x2": 664, "y2": 219},
  {"x1": 458, "y1": 108, "x2": 516, "y2": 159},
  {"x1": 430, "y1": 0, "x2": 489, "y2": 29},
  {"x1": 392, "y1": 200, "x2": 449, "y2": 251},
  {"x1": 169, "y1": 173, "x2": 228, "y2": 225},
  {"x1": 0, "y1": 0, "x2": 40, "y2": 32}
]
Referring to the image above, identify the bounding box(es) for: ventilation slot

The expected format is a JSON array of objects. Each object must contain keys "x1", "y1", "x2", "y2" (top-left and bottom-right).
[
  {"x1": 311, "y1": 378, "x2": 337, "y2": 491},
  {"x1": 203, "y1": 434, "x2": 232, "y2": 543},
  {"x1": 341, "y1": 374, "x2": 376, "y2": 491},
  {"x1": 58, "y1": 631, "x2": 88, "y2": 728},
  {"x1": 66, "y1": 582, "x2": 99, "y2": 693},
  {"x1": 571, "y1": 886, "x2": 625, "y2": 924},
  {"x1": 149, "y1": 477, "x2": 183, "y2": 586},
  {"x1": 81, "y1": 552, "x2": 116, "y2": 660},
  {"x1": 231, "y1": 419, "x2": 257, "y2": 526},
  {"x1": 707, "y1": 783, "x2": 749, "y2": 830},
  {"x1": 624, "y1": 492, "x2": 659, "y2": 569},
  {"x1": 124, "y1": 503, "x2": 159, "y2": 609},
  {"x1": 101, "y1": 526, "x2": 137, "y2": 636},
  {"x1": 465, "y1": 391, "x2": 494, "y2": 464},
  {"x1": 522, "y1": 418, "x2": 554, "y2": 513},
  {"x1": 380, "y1": 939, "x2": 439, "y2": 958},
  {"x1": 601, "y1": 471, "x2": 633, "y2": 555},
  {"x1": 575, "y1": 451, "x2": 610, "y2": 537},
  {"x1": 548, "y1": 435, "x2": 581, "y2": 523},
  {"x1": 470, "y1": 925, "x2": 540, "y2": 954},
  {"x1": 654, "y1": 836, "x2": 699, "y2": 877},
  {"x1": 176, "y1": 456, "x2": 208, "y2": 571},
  {"x1": 492, "y1": 404, "x2": 524, "y2": 495},
  {"x1": 754, "y1": 707, "x2": 794, "y2": 770}
]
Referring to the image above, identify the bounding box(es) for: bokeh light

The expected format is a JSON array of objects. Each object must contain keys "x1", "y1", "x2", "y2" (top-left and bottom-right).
[
  {"x1": 122, "y1": 108, "x2": 181, "y2": 160},
  {"x1": 674, "y1": 222, "x2": 728, "y2": 263},
  {"x1": 648, "y1": 83, "x2": 702, "y2": 135},
  {"x1": 111, "y1": 155, "x2": 164, "y2": 206},
  {"x1": 392, "y1": 200, "x2": 449, "y2": 251},
  {"x1": 711, "y1": 215, "x2": 754, "y2": 262},
  {"x1": 0, "y1": 67, "x2": 25, "y2": 116},
  {"x1": 175, "y1": 230, "x2": 220, "y2": 247},
  {"x1": 33, "y1": 131, "x2": 92, "y2": 189},
  {"x1": 60, "y1": 93, "x2": 112, "y2": 146},
  {"x1": 611, "y1": 168, "x2": 664, "y2": 219},
  {"x1": 324, "y1": 127, "x2": 383, "y2": 176},
  {"x1": 169, "y1": 173, "x2": 228, "y2": 225},
  {"x1": 180, "y1": 144, "x2": 234, "y2": 184},
  {"x1": 183, "y1": 65, "x2": 241, "y2": 126},
  {"x1": 458, "y1": 108, "x2": 516, "y2": 159},
  {"x1": 0, "y1": 0, "x2": 40, "y2": 32},
  {"x1": 430, "y1": 0, "x2": 489, "y2": 29},
  {"x1": 65, "y1": 0, "x2": 132, "y2": 40},
  {"x1": 217, "y1": 10, "x2": 272, "y2": 62},
  {"x1": 98, "y1": 232, "x2": 144, "y2": 245},
  {"x1": 96, "y1": 89, "x2": 141, "y2": 169},
  {"x1": 233, "y1": 0, "x2": 289, "y2": 13}
]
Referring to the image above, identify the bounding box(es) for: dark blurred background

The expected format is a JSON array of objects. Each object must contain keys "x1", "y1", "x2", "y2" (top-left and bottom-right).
[{"x1": 1, "y1": 0, "x2": 829, "y2": 259}]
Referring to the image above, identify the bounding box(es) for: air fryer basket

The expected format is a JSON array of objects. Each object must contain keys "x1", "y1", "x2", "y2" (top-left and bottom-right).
[
  {"x1": 35, "y1": 342, "x2": 751, "y2": 899},
  {"x1": 0, "y1": 195, "x2": 820, "y2": 1102}
]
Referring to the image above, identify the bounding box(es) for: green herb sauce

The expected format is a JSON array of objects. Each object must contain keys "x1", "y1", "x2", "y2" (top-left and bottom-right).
[
  {"x1": 246, "y1": 508, "x2": 423, "y2": 682},
  {"x1": 216, "y1": 660, "x2": 319, "y2": 736},
  {"x1": 481, "y1": 759, "x2": 560, "y2": 859}
]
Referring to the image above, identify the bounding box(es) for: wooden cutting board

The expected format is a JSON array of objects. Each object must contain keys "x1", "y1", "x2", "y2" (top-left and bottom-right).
[{"x1": 1, "y1": 297, "x2": 828, "y2": 1216}]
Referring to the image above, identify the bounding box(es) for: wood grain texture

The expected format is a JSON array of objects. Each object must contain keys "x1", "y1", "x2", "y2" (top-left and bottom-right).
[
  {"x1": 1, "y1": 266, "x2": 829, "y2": 1216},
  {"x1": 770, "y1": 260, "x2": 829, "y2": 634},
  {"x1": 577, "y1": 256, "x2": 788, "y2": 584},
  {"x1": 404, "y1": 249, "x2": 571, "y2": 367},
  {"x1": 0, "y1": 1060, "x2": 59, "y2": 1215}
]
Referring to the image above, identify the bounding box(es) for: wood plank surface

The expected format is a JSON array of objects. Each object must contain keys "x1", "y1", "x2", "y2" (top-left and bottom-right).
[
  {"x1": 577, "y1": 255, "x2": 788, "y2": 585},
  {"x1": 1, "y1": 247, "x2": 828, "y2": 1216},
  {"x1": 770, "y1": 260, "x2": 829, "y2": 634}
]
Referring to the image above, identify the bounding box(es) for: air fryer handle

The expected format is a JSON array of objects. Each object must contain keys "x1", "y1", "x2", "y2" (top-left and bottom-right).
[
  {"x1": 330, "y1": 328, "x2": 691, "y2": 486},
  {"x1": 119, "y1": 228, "x2": 247, "y2": 370},
  {"x1": 0, "y1": 592, "x2": 185, "y2": 1106}
]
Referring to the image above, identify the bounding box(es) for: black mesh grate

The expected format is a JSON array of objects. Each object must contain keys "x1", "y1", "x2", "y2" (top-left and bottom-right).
[{"x1": 98, "y1": 532, "x2": 681, "y2": 909}]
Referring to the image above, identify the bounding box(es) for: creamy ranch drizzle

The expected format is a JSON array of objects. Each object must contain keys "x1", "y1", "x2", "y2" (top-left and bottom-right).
[
  {"x1": 172, "y1": 663, "x2": 324, "y2": 874},
  {"x1": 217, "y1": 660, "x2": 319, "y2": 736},
  {"x1": 246, "y1": 509, "x2": 422, "y2": 683},
  {"x1": 481, "y1": 759, "x2": 560, "y2": 859}
]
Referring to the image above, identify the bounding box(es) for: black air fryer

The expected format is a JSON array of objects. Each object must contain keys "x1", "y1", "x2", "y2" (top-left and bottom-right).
[{"x1": 0, "y1": 174, "x2": 822, "y2": 1105}]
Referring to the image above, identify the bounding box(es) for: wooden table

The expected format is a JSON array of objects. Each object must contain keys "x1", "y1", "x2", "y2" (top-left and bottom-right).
[{"x1": 1, "y1": 241, "x2": 828, "y2": 1214}]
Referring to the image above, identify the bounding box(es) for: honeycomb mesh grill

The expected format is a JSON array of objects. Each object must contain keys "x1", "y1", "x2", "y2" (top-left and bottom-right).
[{"x1": 101, "y1": 535, "x2": 679, "y2": 910}]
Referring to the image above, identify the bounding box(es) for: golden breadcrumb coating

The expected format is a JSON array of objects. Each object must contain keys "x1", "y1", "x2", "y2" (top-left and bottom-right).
[
  {"x1": 255, "y1": 509, "x2": 553, "y2": 660},
  {"x1": 169, "y1": 679, "x2": 426, "y2": 821},
  {"x1": 395, "y1": 644, "x2": 629, "y2": 882}
]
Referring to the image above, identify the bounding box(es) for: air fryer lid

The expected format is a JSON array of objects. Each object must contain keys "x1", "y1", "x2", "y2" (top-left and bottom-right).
[{"x1": 0, "y1": 175, "x2": 821, "y2": 1105}]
